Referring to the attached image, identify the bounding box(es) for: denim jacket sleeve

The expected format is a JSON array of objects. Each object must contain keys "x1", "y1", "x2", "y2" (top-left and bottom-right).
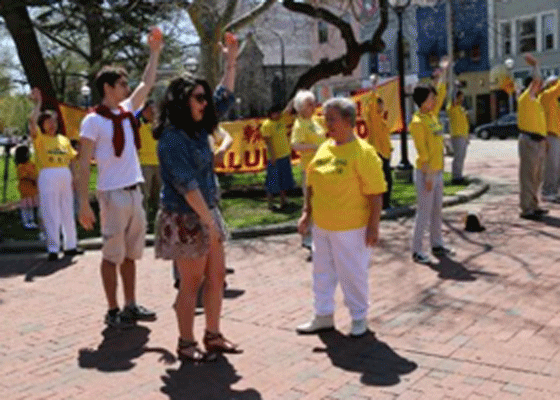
[
  {"x1": 213, "y1": 85, "x2": 235, "y2": 119},
  {"x1": 158, "y1": 131, "x2": 199, "y2": 196}
]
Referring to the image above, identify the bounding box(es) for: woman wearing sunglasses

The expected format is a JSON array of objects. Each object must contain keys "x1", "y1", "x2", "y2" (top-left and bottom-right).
[{"x1": 153, "y1": 35, "x2": 240, "y2": 362}]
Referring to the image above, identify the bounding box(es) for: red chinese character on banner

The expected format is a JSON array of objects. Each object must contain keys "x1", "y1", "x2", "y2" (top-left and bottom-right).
[{"x1": 242, "y1": 125, "x2": 263, "y2": 144}]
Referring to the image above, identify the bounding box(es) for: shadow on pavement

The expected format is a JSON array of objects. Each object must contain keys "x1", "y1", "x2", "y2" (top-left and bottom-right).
[
  {"x1": 78, "y1": 325, "x2": 174, "y2": 372},
  {"x1": 0, "y1": 254, "x2": 76, "y2": 281},
  {"x1": 314, "y1": 330, "x2": 417, "y2": 386},
  {"x1": 429, "y1": 255, "x2": 498, "y2": 281},
  {"x1": 539, "y1": 214, "x2": 560, "y2": 228},
  {"x1": 161, "y1": 355, "x2": 261, "y2": 400}
]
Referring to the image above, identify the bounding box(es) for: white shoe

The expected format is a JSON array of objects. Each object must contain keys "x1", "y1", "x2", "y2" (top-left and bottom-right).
[
  {"x1": 350, "y1": 319, "x2": 368, "y2": 337},
  {"x1": 296, "y1": 314, "x2": 334, "y2": 334}
]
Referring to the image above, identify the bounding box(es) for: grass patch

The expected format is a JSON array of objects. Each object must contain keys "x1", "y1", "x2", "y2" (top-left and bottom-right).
[{"x1": 0, "y1": 161, "x2": 468, "y2": 241}]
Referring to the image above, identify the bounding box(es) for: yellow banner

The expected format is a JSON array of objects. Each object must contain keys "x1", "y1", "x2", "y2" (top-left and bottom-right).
[{"x1": 59, "y1": 77, "x2": 402, "y2": 174}]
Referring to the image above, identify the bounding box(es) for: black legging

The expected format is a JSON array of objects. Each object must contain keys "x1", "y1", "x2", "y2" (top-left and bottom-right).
[{"x1": 380, "y1": 155, "x2": 392, "y2": 209}]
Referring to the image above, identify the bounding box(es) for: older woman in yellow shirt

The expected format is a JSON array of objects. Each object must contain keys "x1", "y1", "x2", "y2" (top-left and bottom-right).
[
  {"x1": 410, "y1": 85, "x2": 454, "y2": 265},
  {"x1": 291, "y1": 90, "x2": 326, "y2": 251},
  {"x1": 296, "y1": 97, "x2": 386, "y2": 337}
]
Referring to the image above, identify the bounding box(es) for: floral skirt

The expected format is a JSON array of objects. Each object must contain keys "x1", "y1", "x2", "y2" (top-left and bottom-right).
[{"x1": 154, "y1": 207, "x2": 227, "y2": 260}]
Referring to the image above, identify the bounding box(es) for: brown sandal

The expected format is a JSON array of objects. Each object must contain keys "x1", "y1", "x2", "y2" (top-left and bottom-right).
[
  {"x1": 177, "y1": 338, "x2": 209, "y2": 362},
  {"x1": 203, "y1": 331, "x2": 242, "y2": 354}
]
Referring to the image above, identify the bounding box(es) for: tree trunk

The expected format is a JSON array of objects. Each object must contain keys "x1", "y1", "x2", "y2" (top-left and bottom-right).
[{"x1": 0, "y1": 0, "x2": 56, "y2": 107}]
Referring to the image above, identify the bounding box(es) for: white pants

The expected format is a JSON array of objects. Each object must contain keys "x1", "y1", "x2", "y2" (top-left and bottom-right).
[
  {"x1": 312, "y1": 225, "x2": 371, "y2": 320},
  {"x1": 451, "y1": 137, "x2": 468, "y2": 180},
  {"x1": 542, "y1": 135, "x2": 560, "y2": 197},
  {"x1": 412, "y1": 170, "x2": 444, "y2": 254},
  {"x1": 38, "y1": 167, "x2": 77, "y2": 253}
]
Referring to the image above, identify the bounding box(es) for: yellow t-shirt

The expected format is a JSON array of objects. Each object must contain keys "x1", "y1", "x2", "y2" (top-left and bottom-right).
[
  {"x1": 307, "y1": 138, "x2": 387, "y2": 231},
  {"x1": 34, "y1": 133, "x2": 77, "y2": 169},
  {"x1": 291, "y1": 116, "x2": 326, "y2": 169},
  {"x1": 363, "y1": 92, "x2": 393, "y2": 159},
  {"x1": 446, "y1": 103, "x2": 469, "y2": 138},
  {"x1": 539, "y1": 81, "x2": 560, "y2": 136},
  {"x1": 517, "y1": 88, "x2": 547, "y2": 136},
  {"x1": 260, "y1": 113, "x2": 293, "y2": 160},
  {"x1": 409, "y1": 110, "x2": 444, "y2": 172},
  {"x1": 137, "y1": 120, "x2": 158, "y2": 166}
]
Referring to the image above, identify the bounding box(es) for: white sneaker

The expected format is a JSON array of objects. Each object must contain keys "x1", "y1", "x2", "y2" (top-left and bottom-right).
[
  {"x1": 296, "y1": 314, "x2": 334, "y2": 334},
  {"x1": 350, "y1": 319, "x2": 368, "y2": 337}
]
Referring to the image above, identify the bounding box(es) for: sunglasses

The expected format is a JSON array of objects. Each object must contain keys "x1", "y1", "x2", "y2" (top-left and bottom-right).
[{"x1": 191, "y1": 93, "x2": 208, "y2": 104}]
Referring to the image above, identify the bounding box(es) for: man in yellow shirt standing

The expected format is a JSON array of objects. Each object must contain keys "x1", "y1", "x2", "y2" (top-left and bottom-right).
[
  {"x1": 517, "y1": 55, "x2": 548, "y2": 220},
  {"x1": 539, "y1": 75, "x2": 560, "y2": 202},
  {"x1": 446, "y1": 90, "x2": 470, "y2": 184},
  {"x1": 364, "y1": 75, "x2": 393, "y2": 209},
  {"x1": 410, "y1": 85, "x2": 454, "y2": 264},
  {"x1": 136, "y1": 100, "x2": 161, "y2": 213},
  {"x1": 261, "y1": 104, "x2": 295, "y2": 210}
]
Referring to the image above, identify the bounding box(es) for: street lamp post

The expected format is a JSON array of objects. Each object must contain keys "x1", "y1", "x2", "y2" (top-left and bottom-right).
[
  {"x1": 81, "y1": 84, "x2": 91, "y2": 109},
  {"x1": 269, "y1": 29, "x2": 286, "y2": 106},
  {"x1": 390, "y1": 0, "x2": 412, "y2": 181},
  {"x1": 504, "y1": 58, "x2": 515, "y2": 113}
]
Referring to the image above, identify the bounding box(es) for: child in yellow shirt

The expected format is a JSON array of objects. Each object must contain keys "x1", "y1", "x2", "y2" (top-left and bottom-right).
[{"x1": 14, "y1": 145, "x2": 39, "y2": 229}]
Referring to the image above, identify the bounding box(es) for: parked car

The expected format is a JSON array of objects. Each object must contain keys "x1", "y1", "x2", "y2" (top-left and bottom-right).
[{"x1": 474, "y1": 113, "x2": 518, "y2": 140}]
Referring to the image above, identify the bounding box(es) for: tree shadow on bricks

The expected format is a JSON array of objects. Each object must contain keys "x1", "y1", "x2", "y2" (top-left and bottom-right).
[
  {"x1": 160, "y1": 355, "x2": 261, "y2": 400},
  {"x1": 78, "y1": 325, "x2": 175, "y2": 372},
  {"x1": 314, "y1": 330, "x2": 417, "y2": 386},
  {"x1": 0, "y1": 255, "x2": 75, "y2": 281}
]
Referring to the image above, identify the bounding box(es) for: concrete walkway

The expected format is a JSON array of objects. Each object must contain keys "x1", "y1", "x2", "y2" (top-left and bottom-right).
[{"x1": 3, "y1": 155, "x2": 560, "y2": 399}]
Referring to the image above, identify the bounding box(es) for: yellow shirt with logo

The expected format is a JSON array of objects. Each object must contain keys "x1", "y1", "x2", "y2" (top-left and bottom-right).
[
  {"x1": 539, "y1": 81, "x2": 560, "y2": 136},
  {"x1": 364, "y1": 92, "x2": 393, "y2": 159},
  {"x1": 291, "y1": 116, "x2": 326, "y2": 169},
  {"x1": 446, "y1": 103, "x2": 469, "y2": 138},
  {"x1": 34, "y1": 133, "x2": 77, "y2": 169},
  {"x1": 409, "y1": 110, "x2": 444, "y2": 172},
  {"x1": 260, "y1": 113, "x2": 293, "y2": 160},
  {"x1": 307, "y1": 138, "x2": 387, "y2": 231},
  {"x1": 518, "y1": 88, "x2": 547, "y2": 136},
  {"x1": 137, "y1": 120, "x2": 159, "y2": 165}
]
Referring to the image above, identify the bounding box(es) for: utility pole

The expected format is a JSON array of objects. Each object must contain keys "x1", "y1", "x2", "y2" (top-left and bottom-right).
[{"x1": 446, "y1": 0, "x2": 454, "y2": 102}]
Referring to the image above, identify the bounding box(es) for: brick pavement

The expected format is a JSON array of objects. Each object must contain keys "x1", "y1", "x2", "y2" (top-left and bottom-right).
[{"x1": 3, "y1": 154, "x2": 560, "y2": 399}]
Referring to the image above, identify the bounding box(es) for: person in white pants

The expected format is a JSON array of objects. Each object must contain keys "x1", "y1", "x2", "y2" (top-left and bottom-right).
[
  {"x1": 296, "y1": 97, "x2": 386, "y2": 338},
  {"x1": 29, "y1": 88, "x2": 83, "y2": 261},
  {"x1": 409, "y1": 85, "x2": 454, "y2": 265}
]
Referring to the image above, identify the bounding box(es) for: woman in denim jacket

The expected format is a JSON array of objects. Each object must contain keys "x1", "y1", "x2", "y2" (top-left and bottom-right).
[{"x1": 153, "y1": 37, "x2": 239, "y2": 362}]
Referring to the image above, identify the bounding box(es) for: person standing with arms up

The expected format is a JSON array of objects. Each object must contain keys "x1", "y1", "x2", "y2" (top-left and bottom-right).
[
  {"x1": 77, "y1": 28, "x2": 163, "y2": 328},
  {"x1": 446, "y1": 90, "x2": 470, "y2": 184},
  {"x1": 539, "y1": 75, "x2": 560, "y2": 202}
]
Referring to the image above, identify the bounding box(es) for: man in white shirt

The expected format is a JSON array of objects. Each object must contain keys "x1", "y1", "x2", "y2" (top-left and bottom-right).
[{"x1": 77, "y1": 30, "x2": 163, "y2": 328}]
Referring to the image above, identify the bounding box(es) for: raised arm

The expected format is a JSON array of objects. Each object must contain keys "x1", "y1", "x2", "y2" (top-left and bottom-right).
[
  {"x1": 28, "y1": 88, "x2": 42, "y2": 139},
  {"x1": 128, "y1": 27, "x2": 163, "y2": 111},
  {"x1": 218, "y1": 33, "x2": 239, "y2": 93}
]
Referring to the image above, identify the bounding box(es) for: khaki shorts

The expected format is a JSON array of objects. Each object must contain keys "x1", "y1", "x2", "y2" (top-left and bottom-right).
[{"x1": 97, "y1": 185, "x2": 146, "y2": 265}]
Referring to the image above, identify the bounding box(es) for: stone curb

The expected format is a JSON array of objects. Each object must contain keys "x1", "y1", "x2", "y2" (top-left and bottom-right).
[{"x1": 0, "y1": 178, "x2": 489, "y2": 254}]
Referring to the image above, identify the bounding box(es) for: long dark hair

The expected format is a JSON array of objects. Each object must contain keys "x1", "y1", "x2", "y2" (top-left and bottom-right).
[
  {"x1": 14, "y1": 145, "x2": 30, "y2": 165},
  {"x1": 153, "y1": 74, "x2": 218, "y2": 140}
]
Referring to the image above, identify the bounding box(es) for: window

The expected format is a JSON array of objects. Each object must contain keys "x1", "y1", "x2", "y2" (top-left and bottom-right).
[
  {"x1": 500, "y1": 22, "x2": 512, "y2": 56},
  {"x1": 542, "y1": 13, "x2": 555, "y2": 51},
  {"x1": 318, "y1": 21, "x2": 328, "y2": 43},
  {"x1": 517, "y1": 18, "x2": 536, "y2": 53}
]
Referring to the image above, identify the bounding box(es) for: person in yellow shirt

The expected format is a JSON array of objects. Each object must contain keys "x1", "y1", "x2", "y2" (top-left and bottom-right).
[
  {"x1": 136, "y1": 100, "x2": 161, "y2": 212},
  {"x1": 446, "y1": 90, "x2": 470, "y2": 184},
  {"x1": 517, "y1": 56, "x2": 548, "y2": 220},
  {"x1": 539, "y1": 75, "x2": 560, "y2": 202},
  {"x1": 365, "y1": 88, "x2": 393, "y2": 209},
  {"x1": 291, "y1": 90, "x2": 326, "y2": 252},
  {"x1": 14, "y1": 145, "x2": 39, "y2": 229},
  {"x1": 29, "y1": 88, "x2": 83, "y2": 261},
  {"x1": 410, "y1": 85, "x2": 454, "y2": 265},
  {"x1": 261, "y1": 104, "x2": 295, "y2": 210},
  {"x1": 296, "y1": 97, "x2": 386, "y2": 337}
]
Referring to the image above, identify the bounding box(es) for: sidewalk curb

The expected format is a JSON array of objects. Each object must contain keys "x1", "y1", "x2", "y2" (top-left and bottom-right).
[{"x1": 0, "y1": 178, "x2": 489, "y2": 254}]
